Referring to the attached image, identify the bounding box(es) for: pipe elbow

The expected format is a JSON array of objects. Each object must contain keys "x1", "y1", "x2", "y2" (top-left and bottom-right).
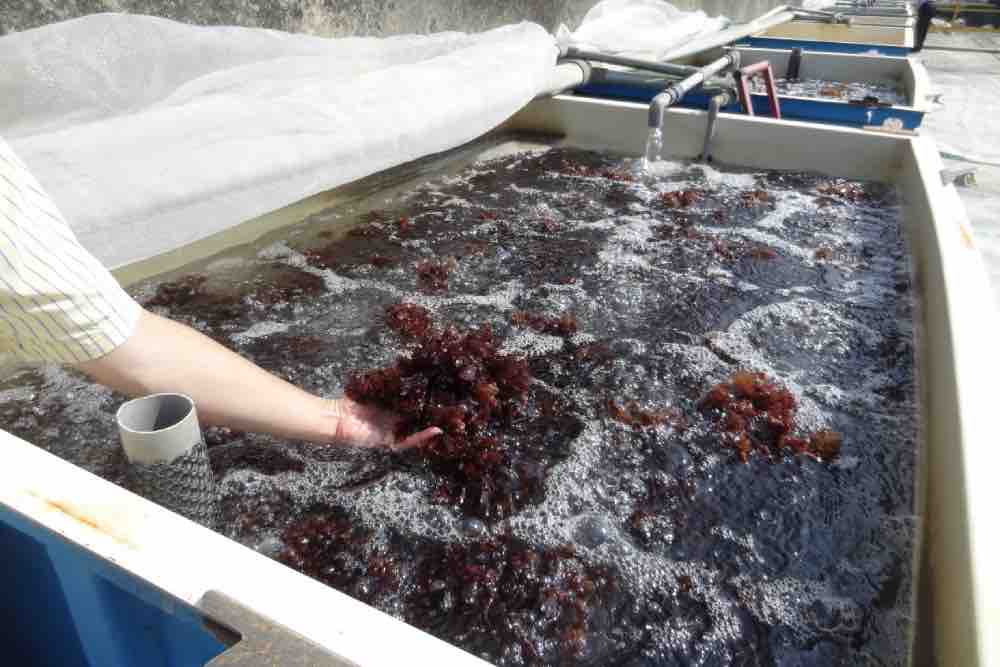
[{"x1": 648, "y1": 93, "x2": 670, "y2": 129}]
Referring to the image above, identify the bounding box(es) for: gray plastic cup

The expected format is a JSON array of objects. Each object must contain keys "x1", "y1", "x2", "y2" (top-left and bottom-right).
[{"x1": 116, "y1": 393, "x2": 219, "y2": 527}]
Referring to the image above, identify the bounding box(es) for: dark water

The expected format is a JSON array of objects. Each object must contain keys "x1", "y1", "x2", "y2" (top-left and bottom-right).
[
  {"x1": 750, "y1": 77, "x2": 907, "y2": 106},
  {"x1": 0, "y1": 144, "x2": 918, "y2": 666}
]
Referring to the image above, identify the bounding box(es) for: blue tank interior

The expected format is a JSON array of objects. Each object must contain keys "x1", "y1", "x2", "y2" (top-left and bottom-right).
[
  {"x1": 0, "y1": 504, "x2": 229, "y2": 666},
  {"x1": 738, "y1": 37, "x2": 912, "y2": 56},
  {"x1": 574, "y1": 81, "x2": 925, "y2": 130}
]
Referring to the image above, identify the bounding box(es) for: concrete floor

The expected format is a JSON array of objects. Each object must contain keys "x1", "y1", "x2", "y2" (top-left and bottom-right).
[{"x1": 919, "y1": 29, "x2": 1000, "y2": 311}]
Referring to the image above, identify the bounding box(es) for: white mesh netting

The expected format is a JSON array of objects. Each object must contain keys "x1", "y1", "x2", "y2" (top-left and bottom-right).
[
  {"x1": 556, "y1": 0, "x2": 730, "y2": 59},
  {"x1": 0, "y1": 13, "x2": 557, "y2": 268}
]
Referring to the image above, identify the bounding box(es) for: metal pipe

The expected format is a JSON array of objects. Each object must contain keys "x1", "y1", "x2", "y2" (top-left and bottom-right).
[
  {"x1": 793, "y1": 8, "x2": 850, "y2": 21},
  {"x1": 787, "y1": 47, "x2": 804, "y2": 80},
  {"x1": 560, "y1": 46, "x2": 700, "y2": 78},
  {"x1": 648, "y1": 52, "x2": 740, "y2": 129},
  {"x1": 700, "y1": 91, "x2": 734, "y2": 163}
]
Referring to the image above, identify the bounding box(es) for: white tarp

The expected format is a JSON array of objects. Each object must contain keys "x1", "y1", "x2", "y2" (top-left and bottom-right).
[
  {"x1": 0, "y1": 14, "x2": 557, "y2": 269},
  {"x1": 556, "y1": 0, "x2": 731, "y2": 60}
]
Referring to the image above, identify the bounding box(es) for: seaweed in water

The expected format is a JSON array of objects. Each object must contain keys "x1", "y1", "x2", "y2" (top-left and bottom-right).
[
  {"x1": 659, "y1": 189, "x2": 703, "y2": 209},
  {"x1": 699, "y1": 371, "x2": 841, "y2": 463},
  {"x1": 249, "y1": 266, "x2": 326, "y2": 305},
  {"x1": 817, "y1": 180, "x2": 871, "y2": 204},
  {"x1": 407, "y1": 536, "x2": 618, "y2": 664},
  {"x1": 416, "y1": 260, "x2": 453, "y2": 292},
  {"x1": 739, "y1": 189, "x2": 770, "y2": 207},
  {"x1": 279, "y1": 510, "x2": 397, "y2": 606},
  {"x1": 510, "y1": 311, "x2": 578, "y2": 338},
  {"x1": 144, "y1": 274, "x2": 241, "y2": 319},
  {"x1": 385, "y1": 303, "x2": 433, "y2": 339},
  {"x1": 346, "y1": 323, "x2": 541, "y2": 519},
  {"x1": 607, "y1": 400, "x2": 687, "y2": 431}
]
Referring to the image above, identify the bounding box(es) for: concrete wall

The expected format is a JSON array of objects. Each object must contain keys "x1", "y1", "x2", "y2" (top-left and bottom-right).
[{"x1": 0, "y1": 0, "x2": 792, "y2": 37}]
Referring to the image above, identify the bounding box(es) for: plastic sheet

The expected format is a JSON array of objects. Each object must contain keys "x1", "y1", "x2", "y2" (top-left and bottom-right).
[
  {"x1": 0, "y1": 14, "x2": 556, "y2": 269},
  {"x1": 556, "y1": 0, "x2": 730, "y2": 60}
]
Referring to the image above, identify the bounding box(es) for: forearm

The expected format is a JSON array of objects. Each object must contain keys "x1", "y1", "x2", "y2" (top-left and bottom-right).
[{"x1": 76, "y1": 310, "x2": 337, "y2": 442}]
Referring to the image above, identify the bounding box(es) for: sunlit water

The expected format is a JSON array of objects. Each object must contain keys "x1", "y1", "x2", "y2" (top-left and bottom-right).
[{"x1": 0, "y1": 142, "x2": 918, "y2": 666}]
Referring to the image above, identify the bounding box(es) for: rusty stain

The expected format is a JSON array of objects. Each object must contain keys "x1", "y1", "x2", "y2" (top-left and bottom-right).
[
  {"x1": 26, "y1": 490, "x2": 135, "y2": 548},
  {"x1": 958, "y1": 223, "x2": 976, "y2": 250}
]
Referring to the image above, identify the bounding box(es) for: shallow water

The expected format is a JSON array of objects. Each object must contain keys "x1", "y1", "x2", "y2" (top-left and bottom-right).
[
  {"x1": 0, "y1": 143, "x2": 918, "y2": 666},
  {"x1": 750, "y1": 77, "x2": 908, "y2": 107}
]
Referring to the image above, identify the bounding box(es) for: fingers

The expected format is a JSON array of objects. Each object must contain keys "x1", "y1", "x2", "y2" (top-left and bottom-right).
[{"x1": 393, "y1": 426, "x2": 443, "y2": 451}]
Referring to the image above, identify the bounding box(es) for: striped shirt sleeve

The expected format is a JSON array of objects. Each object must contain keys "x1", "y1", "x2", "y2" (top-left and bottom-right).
[{"x1": 0, "y1": 138, "x2": 141, "y2": 364}]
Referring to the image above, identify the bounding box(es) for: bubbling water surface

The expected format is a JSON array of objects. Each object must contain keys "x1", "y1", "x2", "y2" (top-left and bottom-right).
[
  {"x1": 750, "y1": 77, "x2": 907, "y2": 107},
  {"x1": 0, "y1": 143, "x2": 918, "y2": 666}
]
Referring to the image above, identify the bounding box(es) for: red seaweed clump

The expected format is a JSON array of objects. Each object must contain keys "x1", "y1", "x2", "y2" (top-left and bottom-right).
[
  {"x1": 204, "y1": 426, "x2": 245, "y2": 448},
  {"x1": 817, "y1": 180, "x2": 870, "y2": 203},
  {"x1": 144, "y1": 274, "x2": 241, "y2": 315},
  {"x1": 407, "y1": 536, "x2": 617, "y2": 665},
  {"x1": 510, "y1": 311, "x2": 578, "y2": 338},
  {"x1": 385, "y1": 302, "x2": 433, "y2": 339},
  {"x1": 416, "y1": 260, "x2": 453, "y2": 292},
  {"x1": 248, "y1": 266, "x2": 325, "y2": 305},
  {"x1": 346, "y1": 324, "x2": 541, "y2": 519},
  {"x1": 740, "y1": 189, "x2": 770, "y2": 207},
  {"x1": 712, "y1": 239, "x2": 779, "y2": 262},
  {"x1": 606, "y1": 400, "x2": 686, "y2": 431},
  {"x1": 209, "y1": 442, "x2": 305, "y2": 477},
  {"x1": 560, "y1": 160, "x2": 633, "y2": 182},
  {"x1": 699, "y1": 371, "x2": 841, "y2": 463},
  {"x1": 659, "y1": 189, "x2": 703, "y2": 209},
  {"x1": 142, "y1": 273, "x2": 244, "y2": 328},
  {"x1": 279, "y1": 511, "x2": 396, "y2": 607}
]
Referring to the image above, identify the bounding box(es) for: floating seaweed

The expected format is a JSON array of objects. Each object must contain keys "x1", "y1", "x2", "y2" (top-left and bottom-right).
[
  {"x1": 739, "y1": 189, "x2": 770, "y2": 207},
  {"x1": 510, "y1": 311, "x2": 578, "y2": 338},
  {"x1": 204, "y1": 426, "x2": 245, "y2": 448},
  {"x1": 385, "y1": 303, "x2": 433, "y2": 339},
  {"x1": 659, "y1": 189, "x2": 703, "y2": 209},
  {"x1": 368, "y1": 253, "x2": 394, "y2": 268},
  {"x1": 279, "y1": 510, "x2": 395, "y2": 607},
  {"x1": 699, "y1": 371, "x2": 841, "y2": 462},
  {"x1": 407, "y1": 536, "x2": 618, "y2": 665},
  {"x1": 416, "y1": 260, "x2": 453, "y2": 292},
  {"x1": 559, "y1": 160, "x2": 634, "y2": 182},
  {"x1": 817, "y1": 180, "x2": 871, "y2": 203},
  {"x1": 346, "y1": 323, "x2": 550, "y2": 519},
  {"x1": 606, "y1": 400, "x2": 686, "y2": 431},
  {"x1": 249, "y1": 266, "x2": 326, "y2": 305}
]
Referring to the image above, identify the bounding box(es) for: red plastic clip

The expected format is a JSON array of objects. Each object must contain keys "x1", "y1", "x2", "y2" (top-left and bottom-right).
[{"x1": 736, "y1": 61, "x2": 782, "y2": 120}]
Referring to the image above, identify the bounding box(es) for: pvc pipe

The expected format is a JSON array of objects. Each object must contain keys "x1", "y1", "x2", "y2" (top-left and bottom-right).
[
  {"x1": 117, "y1": 393, "x2": 220, "y2": 527},
  {"x1": 540, "y1": 60, "x2": 592, "y2": 97},
  {"x1": 560, "y1": 46, "x2": 699, "y2": 78},
  {"x1": 700, "y1": 91, "x2": 734, "y2": 163},
  {"x1": 648, "y1": 53, "x2": 740, "y2": 129},
  {"x1": 117, "y1": 393, "x2": 202, "y2": 465}
]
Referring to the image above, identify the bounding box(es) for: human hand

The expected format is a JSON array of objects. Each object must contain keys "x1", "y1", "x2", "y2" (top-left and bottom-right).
[{"x1": 328, "y1": 398, "x2": 442, "y2": 450}]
